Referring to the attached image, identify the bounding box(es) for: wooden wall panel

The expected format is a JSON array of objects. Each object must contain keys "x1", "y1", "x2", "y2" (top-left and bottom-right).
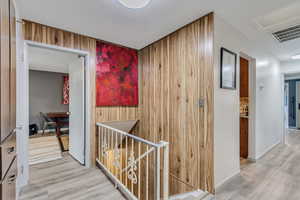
[
  {"x1": 23, "y1": 20, "x2": 139, "y2": 165},
  {"x1": 1, "y1": 0, "x2": 11, "y2": 141},
  {"x1": 138, "y1": 13, "x2": 214, "y2": 194},
  {"x1": 9, "y1": 0, "x2": 16, "y2": 136},
  {"x1": 24, "y1": 12, "x2": 214, "y2": 195}
]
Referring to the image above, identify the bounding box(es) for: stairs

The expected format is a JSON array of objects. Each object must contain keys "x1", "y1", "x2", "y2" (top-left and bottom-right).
[
  {"x1": 169, "y1": 190, "x2": 214, "y2": 200},
  {"x1": 29, "y1": 135, "x2": 62, "y2": 165}
]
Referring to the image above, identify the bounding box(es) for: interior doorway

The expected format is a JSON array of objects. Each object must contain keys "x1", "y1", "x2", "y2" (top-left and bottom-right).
[
  {"x1": 27, "y1": 45, "x2": 86, "y2": 165},
  {"x1": 240, "y1": 56, "x2": 249, "y2": 161},
  {"x1": 18, "y1": 41, "x2": 92, "y2": 186},
  {"x1": 284, "y1": 74, "x2": 300, "y2": 129}
]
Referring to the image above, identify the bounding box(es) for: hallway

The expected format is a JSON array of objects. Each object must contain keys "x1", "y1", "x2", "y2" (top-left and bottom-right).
[
  {"x1": 19, "y1": 155, "x2": 125, "y2": 200},
  {"x1": 216, "y1": 129, "x2": 300, "y2": 200}
]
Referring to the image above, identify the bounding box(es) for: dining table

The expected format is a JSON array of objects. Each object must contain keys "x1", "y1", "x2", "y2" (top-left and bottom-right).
[{"x1": 46, "y1": 112, "x2": 70, "y2": 151}]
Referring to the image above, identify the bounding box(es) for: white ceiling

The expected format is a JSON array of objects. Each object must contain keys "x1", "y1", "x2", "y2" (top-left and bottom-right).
[
  {"x1": 28, "y1": 46, "x2": 77, "y2": 73},
  {"x1": 18, "y1": 0, "x2": 299, "y2": 60}
]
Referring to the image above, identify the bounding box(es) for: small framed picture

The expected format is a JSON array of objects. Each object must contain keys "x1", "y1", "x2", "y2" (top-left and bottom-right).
[{"x1": 220, "y1": 47, "x2": 237, "y2": 89}]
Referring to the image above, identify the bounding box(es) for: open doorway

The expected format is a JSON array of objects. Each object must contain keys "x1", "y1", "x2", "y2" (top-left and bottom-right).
[
  {"x1": 240, "y1": 56, "x2": 249, "y2": 163},
  {"x1": 284, "y1": 73, "x2": 300, "y2": 147},
  {"x1": 27, "y1": 45, "x2": 86, "y2": 165},
  {"x1": 20, "y1": 41, "x2": 91, "y2": 182},
  {"x1": 281, "y1": 73, "x2": 300, "y2": 160},
  {"x1": 284, "y1": 74, "x2": 300, "y2": 129}
]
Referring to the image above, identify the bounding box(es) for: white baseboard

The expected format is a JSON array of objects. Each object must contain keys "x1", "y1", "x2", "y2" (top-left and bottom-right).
[
  {"x1": 215, "y1": 170, "x2": 240, "y2": 189},
  {"x1": 255, "y1": 141, "x2": 281, "y2": 160},
  {"x1": 215, "y1": 141, "x2": 281, "y2": 189}
]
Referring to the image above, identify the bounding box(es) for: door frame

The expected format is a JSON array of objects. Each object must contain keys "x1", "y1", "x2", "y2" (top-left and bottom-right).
[
  {"x1": 296, "y1": 81, "x2": 300, "y2": 129},
  {"x1": 282, "y1": 73, "x2": 300, "y2": 144},
  {"x1": 20, "y1": 40, "x2": 92, "y2": 181},
  {"x1": 239, "y1": 52, "x2": 256, "y2": 161},
  {"x1": 284, "y1": 82, "x2": 289, "y2": 129}
]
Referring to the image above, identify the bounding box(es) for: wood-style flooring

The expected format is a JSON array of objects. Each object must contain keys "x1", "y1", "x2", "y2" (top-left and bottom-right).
[
  {"x1": 170, "y1": 190, "x2": 214, "y2": 200},
  {"x1": 19, "y1": 155, "x2": 125, "y2": 200},
  {"x1": 29, "y1": 135, "x2": 62, "y2": 165},
  {"x1": 216, "y1": 129, "x2": 300, "y2": 200}
]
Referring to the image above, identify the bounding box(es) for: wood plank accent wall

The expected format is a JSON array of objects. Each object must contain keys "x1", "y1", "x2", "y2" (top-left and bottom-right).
[
  {"x1": 23, "y1": 12, "x2": 215, "y2": 195},
  {"x1": 22, "y1": 20, "x2": 139, "y2": 165},
  {"x1": 138, "y1": 13, "x2": 214, "y2": 194}
]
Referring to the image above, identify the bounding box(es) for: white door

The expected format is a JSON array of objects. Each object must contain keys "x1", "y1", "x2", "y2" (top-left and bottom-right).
[
  {"x1": 296, "y1": 82, "x2": 300, "y2": 129},
  {"x1": 69, "y1": 56, "x2": 85, "y2": 164}
]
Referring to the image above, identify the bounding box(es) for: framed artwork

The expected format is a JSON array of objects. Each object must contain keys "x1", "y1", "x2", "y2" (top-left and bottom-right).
[
  {"x1": 96, "y1": 42, "x2": 138, "y2": 106},
  {"x1": 220, "y1": 47, "x2": 237, "y2": 89},
  {"x1": 62, "y1": 75, "x2": 69, "y2": 105}
]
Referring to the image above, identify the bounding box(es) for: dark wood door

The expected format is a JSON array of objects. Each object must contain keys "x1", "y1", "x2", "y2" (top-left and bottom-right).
[
  {"x1": 240, "y1": 118, "x2": 248, "y2": 158},
  {"x1": 240, "y1": 57, "x2": 249, "y2": 98},
  {"x1": 240, "y1": 57, "x2": 249, "y2": 159}
]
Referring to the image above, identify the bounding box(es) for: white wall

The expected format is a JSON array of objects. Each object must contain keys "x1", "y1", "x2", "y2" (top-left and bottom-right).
[
  {"x1": 281, "y1": 60, "x2": 300, "y2": 74},
  {"x1": 214, "y1": 15, "x2": 284, "y2": 188},
  {"x1": 29, "y1": 70, "x2": 69, "y2": 128},
  {"x1": 255, "y1": 62, "x2": 283, "y2": 159}
]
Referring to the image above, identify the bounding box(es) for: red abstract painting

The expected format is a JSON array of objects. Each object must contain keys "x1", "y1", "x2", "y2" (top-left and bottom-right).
[
  {"x1": 62, "y1": 76, "x2": 69, "y2": 105},
  {"x1": 96, "y1": 42, "x2": 138, "y2": 106}
]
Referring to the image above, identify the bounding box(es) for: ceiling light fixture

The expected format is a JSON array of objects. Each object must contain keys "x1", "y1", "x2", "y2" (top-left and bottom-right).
[
  {"x1": 118, "y1": 0, "x2": 151, "y2": 9},
  {"x1": 292, "y1": 54, "x2": 300, "y2": 60}
]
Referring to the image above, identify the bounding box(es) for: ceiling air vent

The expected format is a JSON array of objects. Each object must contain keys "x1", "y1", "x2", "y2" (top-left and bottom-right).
[{"x1": 272, "y1": 25, "x2": 300, "y2": 43}]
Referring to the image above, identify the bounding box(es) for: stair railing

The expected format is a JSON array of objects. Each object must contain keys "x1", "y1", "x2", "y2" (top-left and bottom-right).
[{"x1": 96, "y1": 122, "x2": 169, "y2": 200}]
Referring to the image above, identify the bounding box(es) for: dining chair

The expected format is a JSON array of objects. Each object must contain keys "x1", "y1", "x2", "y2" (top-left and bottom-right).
[{"x1": 40, "y1": 112, "x2": 57, "y2": 134}]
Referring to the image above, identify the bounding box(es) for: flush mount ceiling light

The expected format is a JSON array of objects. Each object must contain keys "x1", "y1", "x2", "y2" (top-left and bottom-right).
[
  {"x1": 118, "y1": 0, "x2": 151, "y2": 8},
  {"x1": 292, "y1": 54, "x2": 300, "y2": 60}
]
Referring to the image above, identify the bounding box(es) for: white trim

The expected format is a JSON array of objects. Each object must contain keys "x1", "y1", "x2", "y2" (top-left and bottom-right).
[
  {"x1": 215, "y1": 170, "x2": 240, "y2": 189},
  {"x1": 255, "y1": 141, "x2": 281, "y2": 160},
  {"x1": 282, "y1": 72, "x2": 299, "y2": 146},
  {"x1": 282, "y1": 74, "x2": 287, "y2": 144},
  {"x1": 20, "y1": 41, "x2": 92, "y2": 185},
  {"x1": 14, "y1": 0, "x2": 30, "y2": 197},
  {"x1": 216, "y1": 142, "x2": 280, "y2": 188}
]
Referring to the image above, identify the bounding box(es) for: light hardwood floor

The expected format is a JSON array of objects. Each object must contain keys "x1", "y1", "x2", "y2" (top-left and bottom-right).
[
  {"x1": 216, "y1": 129, "x2": 300, "y2": 200},
  {"x1": 29, "y1": 135, "x2": 62, "y2": 165},
  {"x1": 19, "y1": 155, "x2": 125, "y2": 200}
]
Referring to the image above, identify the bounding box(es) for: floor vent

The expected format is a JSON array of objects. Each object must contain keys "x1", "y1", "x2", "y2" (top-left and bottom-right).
[{"x1": 272, "y1": 24, "x2": 300, "y2": 43}]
